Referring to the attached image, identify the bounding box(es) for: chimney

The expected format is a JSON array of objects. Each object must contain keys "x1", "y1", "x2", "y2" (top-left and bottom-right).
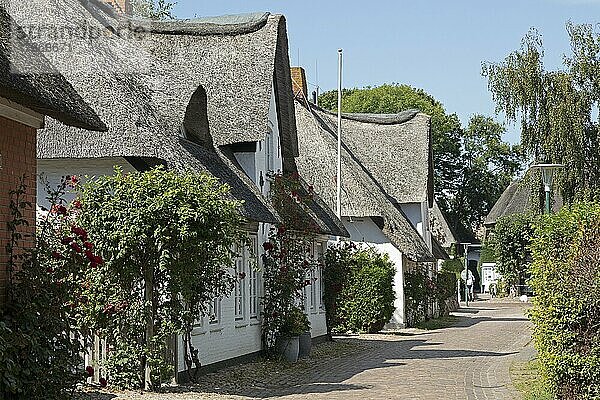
[
  {"x1": 102, "y1": 0, "x2": 132, "y2": 15},
  {"x1": 290, "y1": 67, "x2": 308, "y2": 101}
]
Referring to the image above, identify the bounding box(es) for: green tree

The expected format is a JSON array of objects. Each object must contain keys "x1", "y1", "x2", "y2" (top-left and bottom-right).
[
  {"x1": 449, "y1": 115, "x2": 524, "y2": 232},
  {"x1": 483, "y1": 23, "x2": 600, "y2": 202},
  {"x1": 77, "y1": 167, "x2": 246, "y2": 389},
  {"x1": 132, "y1": 0, "x2": 176, "y2": 19},
  {"x1": 488, "y1": 213, "x2": 535, "y2": 295}
]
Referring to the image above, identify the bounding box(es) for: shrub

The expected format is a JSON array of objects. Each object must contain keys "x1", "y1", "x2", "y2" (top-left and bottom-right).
[
  {"x1": 324, "y1": 244, "x2": 395, "y2": 334},
  {"x1": 530, "y1": 203, "x2": 600, "y2": 398},
  {"x1": 436, "y1": 272, "x2": 458, "y2": 316}
]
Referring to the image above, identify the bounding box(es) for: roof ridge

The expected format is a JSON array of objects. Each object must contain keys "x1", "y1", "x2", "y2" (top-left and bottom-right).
[{"x1": 308, "y1": 102, "x2": 424, "y2": 125}]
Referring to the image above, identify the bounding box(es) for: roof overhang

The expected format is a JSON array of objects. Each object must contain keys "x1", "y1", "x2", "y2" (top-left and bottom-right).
[{"x1": 0, "y1": 96, "x2": 44, "y2": 128}]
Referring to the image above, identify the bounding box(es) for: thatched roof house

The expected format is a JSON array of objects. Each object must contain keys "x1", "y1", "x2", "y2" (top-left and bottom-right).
[
  {"x1": 484, "y1": 175, "x2": 563, "y2": 228},
  {"x1": 125, "y1": 9, "x2": 298, "y2": 172},
  {"x1": 6, "y1": 0, "x2": 284, "y2": 224},
  {"x1": 429, "y1": 201, "x2": 457, "y2": 249},
  {"x1": 0, "y1": 6, "x2": 104, "y2": 131},
  {"x1": 295, "y1": 100, "x2": 432, "y2": 261},
  {"x1": 313, "y1": 107, "x2": 434, "y2": 207}
]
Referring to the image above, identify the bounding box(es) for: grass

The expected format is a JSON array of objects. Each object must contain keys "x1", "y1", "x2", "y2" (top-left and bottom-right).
[
  {"x1": 415, "y1": 316, "x2": 459, "y2": 330},
  {"x1": 510, "y1": 359, "x2": 554, "y2": 400}
]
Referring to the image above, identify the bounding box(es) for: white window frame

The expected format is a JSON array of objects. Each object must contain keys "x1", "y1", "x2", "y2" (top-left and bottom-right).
[
  {"x1": 249, "y1": 236, "x2": 259, "y2": 319},
  {"x1": 315, "y1": 242, "x2": 326, "y2": 312},
  {"x1": 309, "y1": 268, "x2": 317, "y2": 314},
  {"x1": 234, "y1": 244, "x2": 245, "y2": 321},
  {"x1": 208, "y1": 297, "x2": 221, "y2": 325},
  {"x1": 266, "y1": 128, "x2": 273, "y2": 173}
]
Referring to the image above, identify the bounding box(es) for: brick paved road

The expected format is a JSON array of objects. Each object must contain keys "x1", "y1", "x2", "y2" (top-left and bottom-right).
[{"x1": 90, "y1": 300, "x2": 532, "y2": 400}]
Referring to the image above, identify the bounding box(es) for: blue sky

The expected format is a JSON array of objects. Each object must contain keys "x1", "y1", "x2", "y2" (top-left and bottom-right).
[{"x1": 172, "y1": 0, "x2": 600, "y2": 143}]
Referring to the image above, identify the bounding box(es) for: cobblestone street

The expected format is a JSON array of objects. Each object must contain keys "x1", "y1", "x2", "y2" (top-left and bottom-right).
[{"x1": 88, "y1": 300, "x2": 533, "y2": 400}]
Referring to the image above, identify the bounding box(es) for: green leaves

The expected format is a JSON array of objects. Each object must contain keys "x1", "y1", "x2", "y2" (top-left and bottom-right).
[
  {"x1": 323, "y1": 244, "x2": 395, "y2": 334},
  {"x1": 529, "y1": 203, "x2": 600, "y2": 397},
  {"x1": 488, "y1": 213, "x2": 535, "y2": 290},
  {"x1": 484, "y1": 23, "x2": 600, "y2": 203}
]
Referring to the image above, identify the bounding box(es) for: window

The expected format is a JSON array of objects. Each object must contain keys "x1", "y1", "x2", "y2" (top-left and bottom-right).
[
  {"x1": 315, "y1": 242, "x2": 325, "y2": 310},
  {"x1": 309, "y1": 268, "x2": 317, "y2": 313},
  {"x1": 208, "y1": 297, "x2": 221, "y2": 325},
  {"x1": 249, "y1": 236, "x2": 259, "y2": 319},
  {"x1": 234, "y1": 244, "x2": 245, "y2": 320},
  {"x1": 266, "y1": 128, "x2": 273, "y2": 172}
]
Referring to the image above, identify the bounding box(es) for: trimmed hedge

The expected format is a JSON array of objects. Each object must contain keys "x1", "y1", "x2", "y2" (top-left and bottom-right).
[
  {"x1": 324, "y1": 244, "x2": 395, "y2": 334},
  {"x1": 530, "y1": 203, "x2": 600, "y2": 399}
]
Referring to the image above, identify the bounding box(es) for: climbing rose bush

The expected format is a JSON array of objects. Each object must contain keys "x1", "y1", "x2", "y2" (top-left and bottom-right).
[
  {"x1": 0, "y1": 176, "x2": 106, "y2": 399},
  {"x1": 76, "y1": 167, "x2": 247, "y2": 389}
]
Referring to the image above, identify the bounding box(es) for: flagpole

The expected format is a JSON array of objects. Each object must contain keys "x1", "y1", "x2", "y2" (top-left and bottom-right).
[{"x1": 336, "y1": 49, "x2": 343, "y2": 222}]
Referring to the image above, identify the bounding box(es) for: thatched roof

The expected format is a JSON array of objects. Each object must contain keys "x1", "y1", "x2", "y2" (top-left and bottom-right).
[
  {"x1": 484, "y1": 178, "x2": 563, "y2": 227},
  {"x1": 295, "y1": 100, "x2": 433, "y2": 262},
  {"x1": 316, "y1": 106, "x2": 434, "y2": 206},
  {"x1": 431, "y1": 236, "x2": 449, "y2": 261},
  {"x1": 121, "y1": 7, "x2": 299, "y2": 172},
  {"x1": 6, "y1": 0, "x2": 277, "y2": 224},
  {"x1": 0, "y1": 6, "x2": 105, "y2": 131},
  {"x1": 429, "y1": 201, "x2": 457, "y2": 249}
]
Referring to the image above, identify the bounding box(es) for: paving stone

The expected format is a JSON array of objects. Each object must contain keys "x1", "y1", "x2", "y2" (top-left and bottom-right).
[{"x1": 79, "y1": 300, "x2": 532, "y2": 400}]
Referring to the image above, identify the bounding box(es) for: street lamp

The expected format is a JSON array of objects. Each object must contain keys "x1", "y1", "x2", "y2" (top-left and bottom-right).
[{"x1": 531, "y1": 163, "x2": 564, "y2": 214}]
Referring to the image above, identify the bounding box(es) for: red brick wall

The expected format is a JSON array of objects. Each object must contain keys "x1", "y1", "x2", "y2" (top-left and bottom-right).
[
  {"x1": 0, "y1": 115, "x2": 37, "y2": 307},
  {"x1": 102, "y1": 0, "x2": 132, "y2": 14},
  {"x1": 290, "y1": 67, "x2": 308, "y2": 100}
]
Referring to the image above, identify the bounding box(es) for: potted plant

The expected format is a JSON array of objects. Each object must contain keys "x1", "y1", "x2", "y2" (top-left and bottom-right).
[
  {"x1": 298, "y1": 312, "x2": 312, "y2": 358},
  {"x1": 275, "y1": 306, "x2": 308, "y2": 362}
]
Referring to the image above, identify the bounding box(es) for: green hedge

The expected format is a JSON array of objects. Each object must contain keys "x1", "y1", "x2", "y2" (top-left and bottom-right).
[
  {"x1": 530, "y1": 203, "x2": 600, "y2": 399},
  {"x1": 324, "y1": 245, "x2": 395, "y2": 334}
]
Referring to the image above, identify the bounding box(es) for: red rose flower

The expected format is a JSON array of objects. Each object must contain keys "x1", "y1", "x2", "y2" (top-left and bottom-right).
[
  {"x1": 262, "y1": 242, "x2": 274, "y2": 252},
  {"x1": 85, "y1": 366, "x2": 94, "y2": 377},
  {"x1": 61, "y1": 237, "x2": 73, "y2": 245},
  {"x1": 70, "y1": 242, "x2": 82, "y2": 253},
  {"x1": 277, "y1": 226, "x2": 286, "y2": 235},
  {"x1": 67, "y1": 175, "x2": 79, "y2": 187},
  {"x1": 84, "y1": 242, "x2": 94, "y2": 250},
  {"x1": 72, "y1": 199, "x2": 82, "y2": 209},
  {"x1": 71, "y1": 226, "x2": 88, "y2": 240},
  {"x1": 93, "y1": 255, "x2": 104, "y2": 266},
  {"x1": 51, "y1": 251, "x2": 63, "y2": 260},
  {"x1": 99, "y1": 377, "x2": 107, "y2": 388},
  {"x1": 85, "y1": 250, "x2": 94, "y2": 261},
  {"x1": 51, "y1": 204, "x2": 68, "y2": 216}
]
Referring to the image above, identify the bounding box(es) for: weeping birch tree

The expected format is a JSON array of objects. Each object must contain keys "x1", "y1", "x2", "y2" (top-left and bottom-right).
[{"x1": 483, "y1": 23, "x2": 600, "y2": 202}]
